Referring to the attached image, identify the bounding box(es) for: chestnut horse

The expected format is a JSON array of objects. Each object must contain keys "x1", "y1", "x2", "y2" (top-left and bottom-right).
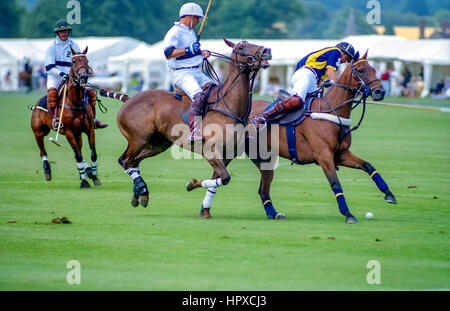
[
  {"x1": 30, "y1": 47, "x2": 101, "y2": 188},
  {"x1": 248, "y1": 50, "x2": 397, "y2": 223},
  {"x1": 117, "y1": 39, "x2": 275, "y2": 218}
]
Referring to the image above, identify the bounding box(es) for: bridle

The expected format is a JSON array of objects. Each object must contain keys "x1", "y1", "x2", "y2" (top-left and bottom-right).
[
  {"x1": 202, "y1": 42, "x2": 270, "y2": 125},
  {"x1": 69, "y1": 54, "x2": 93, "y2": 86},
  {"x1": 307, "y1": 58, "x2": 382, "y2": 144}
]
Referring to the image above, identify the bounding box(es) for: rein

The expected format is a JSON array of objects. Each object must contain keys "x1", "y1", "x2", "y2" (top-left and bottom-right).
[
  {"x1": 305, "y1": 59, "x2": 376, "y2": 143},
  {"x1": 202, "y1": 45, "x2": 265, "y2": 126}
]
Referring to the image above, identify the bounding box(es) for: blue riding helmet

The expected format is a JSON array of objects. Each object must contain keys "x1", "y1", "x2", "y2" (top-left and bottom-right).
[{"x1": 336, "y1": 42, "x2": 356, "y2": 60}]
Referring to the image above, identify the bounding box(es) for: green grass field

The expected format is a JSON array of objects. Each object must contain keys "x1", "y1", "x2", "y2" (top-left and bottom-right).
[{"x1": 0, "y1": 92, "x2": 449, "y2": 290}]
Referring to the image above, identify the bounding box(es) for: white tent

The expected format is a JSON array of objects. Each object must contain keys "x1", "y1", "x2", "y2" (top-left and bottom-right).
[{"x1": 0, "y1": 36, "x2": 142, "y2": 90}]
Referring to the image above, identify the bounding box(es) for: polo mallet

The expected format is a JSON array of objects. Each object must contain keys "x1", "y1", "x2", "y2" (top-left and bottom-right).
[
  {"x1": 49, "y1": 83, "x2": 67, "y2": 146},
  {"x1": 197, "y1": 0, "x2": 212, "y2": 40}
]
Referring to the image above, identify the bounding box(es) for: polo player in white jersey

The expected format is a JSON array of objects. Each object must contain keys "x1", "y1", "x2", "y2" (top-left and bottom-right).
[
  {"x1": 163, "y1": 2, "x2": 213, "y2": 143},
  {"x1": 45, "y1": 19, "x2": 107, "y2": 130}
]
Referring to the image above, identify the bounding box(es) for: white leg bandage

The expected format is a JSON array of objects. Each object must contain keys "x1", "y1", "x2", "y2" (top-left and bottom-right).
[
  {"x1": 77, "y1": 160, "x2": 88, "y2": 180},
  {"x1": 201, "y1": 178, "x2": 223, "y2": 188},
  {"x1": 125, "y1": 167, "x2": 141, "y2": 180},
  {"x1": 91, "y1": 161, "x2": 98, "y2": 176},
  {"x1": 202, "y1": 187, "x2": 217, "y2": 209}
]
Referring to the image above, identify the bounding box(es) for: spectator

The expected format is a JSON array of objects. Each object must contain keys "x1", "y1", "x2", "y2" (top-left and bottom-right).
[
  {"x1": 389, "y1": 66, "x2": 403, "y2": 97},
  {"x1": 402, "y1": 67, "x2": 411, "y2": 88},
  {"x1": 38, "y1": 66, "x2": 46, "y2": 90},
  {"x1": 431, "y1": 79, "x2": 445, "y2": 94},
  {"x1": 4, "y1": 69, "x2": 12, "y2": 90},
  {"x1": 380, "y1": 66, "x2": 391, "y2": 96}
]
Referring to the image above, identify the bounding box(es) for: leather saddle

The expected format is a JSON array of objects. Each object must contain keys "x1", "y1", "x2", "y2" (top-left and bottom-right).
[
  {"x1": 175, "y1": 83, "x2": 216, "y2": 125},
  {"x1": 271, "y1": 89, "x2": 321, "y2": 126}
]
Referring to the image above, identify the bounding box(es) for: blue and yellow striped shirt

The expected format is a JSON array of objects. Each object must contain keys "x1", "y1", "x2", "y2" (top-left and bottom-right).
[{"x1": 296, "y1": 47, "x2": 342, "y2": 81}]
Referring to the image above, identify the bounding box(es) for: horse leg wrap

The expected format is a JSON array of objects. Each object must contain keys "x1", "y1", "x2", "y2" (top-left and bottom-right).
[
  {"x1": 365, "y1": 164, "x2": 389, "y2": 193},
  {"x1": 332, "y1": 187, "x2": 349, "y2": 215},
  {"x1": 90, "y1": 161, "x2": 98, "y2": 177},
  {"x1": 42, "y1": 156, "x2": 51, "y2": 174},
  {"x1": 77, "y1": 160, "x2": 88, "y2": 180},
  {"x1": 125, "y1": 167, "x2": 141, "y2": 180},
  {"x1": 201, "y1": 178, "x2": 223, "y2": 188},
  {"x1": 262, "y1": 196, "x2": 278, "y2": 219},
  {"x1": 202, "y1": 187, "x2": 217, "y2": 209},
  {"x1": 133, "y1": 176, "x2": 149, "y2": 197}
]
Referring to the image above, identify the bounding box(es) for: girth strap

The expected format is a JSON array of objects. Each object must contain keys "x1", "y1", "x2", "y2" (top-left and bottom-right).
[{"x1": 285, "y1": 125, "x2": 299, "y2": 164}]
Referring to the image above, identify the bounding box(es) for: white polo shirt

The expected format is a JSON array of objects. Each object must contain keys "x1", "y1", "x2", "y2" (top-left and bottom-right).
[{"x1": 163, "y1": 22, "x2": 202, "y2": 70}]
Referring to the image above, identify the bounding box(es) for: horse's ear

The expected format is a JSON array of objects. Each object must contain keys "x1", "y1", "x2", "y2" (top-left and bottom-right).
[
  {"x1": 223, "y1": 38, "x2": 235, "y2": 48},
  {"x1": 70, "y1": 46, "x2": 76, "y2": 56},
  {"x1": 82, "y1": 46, "x2": 88, "y2": 54},
  {"x1": 362, "y1": 49, "x2": 368, "y2": 60}
]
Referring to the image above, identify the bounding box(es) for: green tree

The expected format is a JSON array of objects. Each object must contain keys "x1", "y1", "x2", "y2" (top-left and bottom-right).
[
  {"x1": 204, "y1": 0, "x2": 304, "y2": 39},
  {"x1": 323, "y1": 6, "x2": 376, "y2": 39},
  {"x1": 0, "y1": 0, "x2": 25, "y2": 38}
]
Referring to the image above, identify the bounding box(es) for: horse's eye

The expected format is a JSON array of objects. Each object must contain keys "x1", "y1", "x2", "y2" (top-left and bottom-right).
[
  {"x1": 239, "y1": 46, "x2": 244, "y2": 50},
  {"x1": 358, "y1": 68, "x2": 365, "y2": 74}
]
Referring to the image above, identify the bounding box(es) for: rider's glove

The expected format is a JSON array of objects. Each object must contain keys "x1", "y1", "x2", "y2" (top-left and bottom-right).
[
  {"x1": 59, "y1": 72, "x2": 69, "y2": 82},
  {"x1": 322, "y1": 79, "x2": 334, "y2": 88},
  {"x1": 185, "y1": 42, "x2": 201, "y2": 56}
]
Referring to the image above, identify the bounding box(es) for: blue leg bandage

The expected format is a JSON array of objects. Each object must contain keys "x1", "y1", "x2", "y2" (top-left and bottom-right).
[
  {"x1": 262, "y1": 196, "x2": 278, "y2": 219},
  {"x1": 333, "y1": 187, "x2": 349, "y2": 215},
  {"x1": 368, "y1": 168, "x2": 389, "y2": 193}
]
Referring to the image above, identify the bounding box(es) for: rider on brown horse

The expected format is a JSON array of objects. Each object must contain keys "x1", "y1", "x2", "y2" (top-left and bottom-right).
[
  {"x1": 45, "y1": 19, "x2": 107, "y2": 130},
  {"x1": 162, "y1": 2, "x2": 213, "y2": 143},
  {"x1": 252, "y1": 42, "x2": 355, "y2": 129}
]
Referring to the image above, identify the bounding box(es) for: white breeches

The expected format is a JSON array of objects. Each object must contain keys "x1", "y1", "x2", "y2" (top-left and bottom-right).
[
  {"x1": 173, "y1": 67, "x2": 213, "y2": 100},
  {"x1": 47, "y1": 74, "x2": 63, "y2": 90},
  {"x1": 290, "y1": 68, "x2": 318, "y2": 102}
]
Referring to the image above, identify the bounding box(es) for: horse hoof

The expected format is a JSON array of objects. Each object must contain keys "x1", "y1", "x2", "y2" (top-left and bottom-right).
[
  {"x1": 131, "y1": 195, "x2": 139, "y2": 207},
  {"x1": 346, "y1": 216, "x2": 358, "y2": 224},
  {"x1": 80, "y1": 180, "x2": 91, "y2": 189},
  {"x1": 385, "y1": 193, "x2": 397, "y2": 204},
  {"x1": 44, "y1": 173, "x2": 52, "y2": 181},
  {"x1": 187, "y1": 180, "x2": 194, "y2": 192},
  {"x1": 275, "y1": 213, "x2": 287, "y2": 220},
  {"x1": 93, "y1": 177, "x2": 102, "y2": 186},
  {"x1": 139, "y1": 196, "x2": 149, "y2": 208},
  {"x1": 202, "y1": 208, "x2": 211, "y2": 218}
]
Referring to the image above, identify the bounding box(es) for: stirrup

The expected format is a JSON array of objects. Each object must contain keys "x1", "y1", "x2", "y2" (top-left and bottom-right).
[
  {"x1": 52, "y1": 118, "x2": 63, "y2": 131},
  {"x1": 94, "y1": 119, "x2": 108, "y2": 129},
  {"x1": 251, "y1": 117, "x2": 267, "y2": 131},
  {"x1": 187, "y1": 130, "x2": 203, "y2": 143}
]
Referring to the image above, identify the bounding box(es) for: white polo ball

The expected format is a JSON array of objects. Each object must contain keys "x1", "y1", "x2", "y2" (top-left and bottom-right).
[{"x1": 366, "y1": 212, "x2": 374, "y2": 219}]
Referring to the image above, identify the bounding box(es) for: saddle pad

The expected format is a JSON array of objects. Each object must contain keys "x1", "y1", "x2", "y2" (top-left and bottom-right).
[
  {"x1": 263, "y1": 94, "x2": 314, "y2": 127},
  {"x1": 175, "y1": 84, "x2": 217, "y2": 125},
  {"x1": 38, "y1": 95, "x2": 48, "y2": 109}
]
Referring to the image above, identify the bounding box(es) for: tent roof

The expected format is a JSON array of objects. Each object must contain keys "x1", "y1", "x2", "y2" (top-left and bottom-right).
[
  {"x1": 107, "y1": 35, "x2": 450, "y2": 66},
  {"x1": 0, "y1": 36, "x2": 142, "y2": 65}
]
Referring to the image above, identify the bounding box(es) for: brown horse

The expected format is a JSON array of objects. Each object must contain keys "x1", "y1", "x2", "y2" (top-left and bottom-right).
[
  {"x1": 19, "y1": 70, "x2": 32, "y2": 92},
  {"x1": 117, "y1": 39, "x2": 273, "y2": 218},
  {"x1": 248, "y1": 50, "x2": 397, "y2": 223},
  {"x1": 30, "y1": 47, "x2": 101, "y2": 188}
]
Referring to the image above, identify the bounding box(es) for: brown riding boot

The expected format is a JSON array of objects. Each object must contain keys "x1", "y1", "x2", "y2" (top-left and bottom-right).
[
  {"x1": 47, "y1": 88, "x2": 61, "y2": 130},
  {"x1": 187, "y1": 92, "x2": 208, "y2": 143},
  {"x1": 252, "y1": 95, "x2": 304, "y2": 130},
  {"x1": 87, "y1": 88, "x2": 108, "y2": 129}
]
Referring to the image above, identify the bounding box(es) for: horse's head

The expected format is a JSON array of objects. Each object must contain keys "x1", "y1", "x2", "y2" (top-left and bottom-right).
[
  {"x1": 349, "y1": 50, "x2": 386, "y2": 101},
  {"x1": 70, "y1": 46, "x2": 92, "y2": 86},
  {"x1": 223, "y1": 38, "x2": 272, "y2": 71}
]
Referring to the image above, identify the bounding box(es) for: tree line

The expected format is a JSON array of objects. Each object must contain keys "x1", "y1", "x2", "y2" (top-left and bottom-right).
[{"x1": 2, "y1": 0, "x2": 449, "y2": 42}]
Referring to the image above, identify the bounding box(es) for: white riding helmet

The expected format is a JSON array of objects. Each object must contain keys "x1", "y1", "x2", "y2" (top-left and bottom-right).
[{"x1": 179, "y1": 2, "x2": 204, "y2": 18}]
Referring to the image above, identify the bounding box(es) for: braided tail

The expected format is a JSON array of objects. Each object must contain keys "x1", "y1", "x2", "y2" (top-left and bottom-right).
[{"x1": 99, "y1": 89, "x2": 129, "y2": 102}]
